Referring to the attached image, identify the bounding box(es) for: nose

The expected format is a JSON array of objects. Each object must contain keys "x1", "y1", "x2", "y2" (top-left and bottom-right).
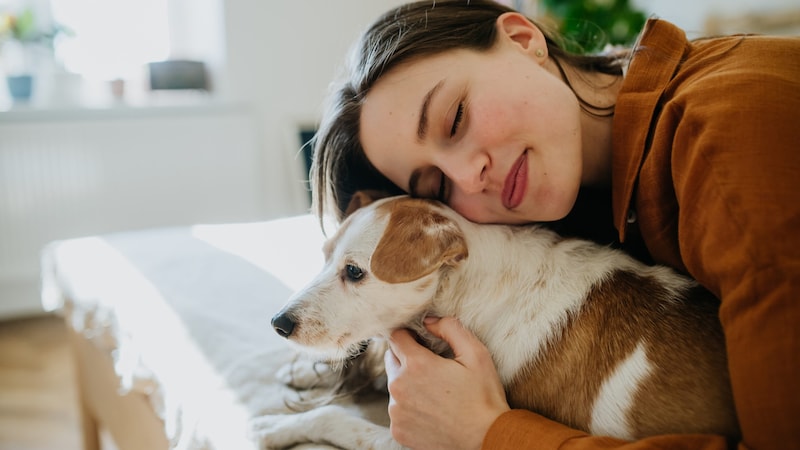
[
  {"x1": 444, "y1": 151, "x2": 489, "y2": 195},
  {"x1": 271, "y1": 312, "x2": 296, "y2": 338}
]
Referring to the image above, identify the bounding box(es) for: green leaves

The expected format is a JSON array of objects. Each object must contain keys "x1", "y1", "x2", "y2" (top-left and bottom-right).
[{"x1": 540, "y1": 0, "x2": 647, "y2": 53}]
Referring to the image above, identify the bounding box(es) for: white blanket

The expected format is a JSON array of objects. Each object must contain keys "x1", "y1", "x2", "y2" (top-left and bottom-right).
[{"x1": 42, "y1": 215, "x2": 389, "y2": 450}]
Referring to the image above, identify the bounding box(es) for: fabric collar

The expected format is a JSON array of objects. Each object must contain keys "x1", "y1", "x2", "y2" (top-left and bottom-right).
[{"x1": 610, "y1": 19, "x2": 689, "y2": 242}]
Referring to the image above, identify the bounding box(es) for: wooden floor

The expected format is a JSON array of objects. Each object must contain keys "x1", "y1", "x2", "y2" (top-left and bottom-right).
[{"x1": 0, "y1": 314, "x2": 85, "y2": 450}]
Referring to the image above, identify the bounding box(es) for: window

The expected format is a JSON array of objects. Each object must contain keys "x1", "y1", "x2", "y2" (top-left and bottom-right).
[
  {"x1": 1, "y1": 0, "x2": 224, "y2": 106},
  {"x1": 51, "y1": 0, "x2": 171, "y2": 81}
]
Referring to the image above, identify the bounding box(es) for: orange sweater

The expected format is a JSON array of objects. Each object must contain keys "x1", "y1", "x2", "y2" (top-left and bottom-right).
[{"x1": 483, "y1": 19, "x2": 800, "y2": 450}]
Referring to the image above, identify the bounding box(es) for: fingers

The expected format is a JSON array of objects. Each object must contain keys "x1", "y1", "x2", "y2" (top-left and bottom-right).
[
  {"x1": 385, "y1": 327, "x2": 421, "y2": 365},
  {"x1": 387, "y1": 317, "x2": 492, "y2": 370},
  {"x1": 383, "y1": 338, "x2": 401, "y2": 379},
  {"x1": 424, "y1": 316, "x2": 488, "y2": 364}
]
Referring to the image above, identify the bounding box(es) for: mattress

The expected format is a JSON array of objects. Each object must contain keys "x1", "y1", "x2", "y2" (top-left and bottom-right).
[{"x1": 41, "y1": 214, "x2": 389, "y2": 450}]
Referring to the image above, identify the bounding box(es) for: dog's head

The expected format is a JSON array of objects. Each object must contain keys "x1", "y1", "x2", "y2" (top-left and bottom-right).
[{"x1": 271, "y1": 194, "x2": 468, "y2": 360}]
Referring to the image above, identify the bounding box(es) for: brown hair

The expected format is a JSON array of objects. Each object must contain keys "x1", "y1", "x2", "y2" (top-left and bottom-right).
[{"x1": 311, "y1": 0, "x2": 626, "y2": 224}]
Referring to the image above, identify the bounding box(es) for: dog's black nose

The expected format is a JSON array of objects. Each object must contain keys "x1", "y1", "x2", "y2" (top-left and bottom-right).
[{"x1": 271, "y1": 313, "x2": 296, "y2": 338}]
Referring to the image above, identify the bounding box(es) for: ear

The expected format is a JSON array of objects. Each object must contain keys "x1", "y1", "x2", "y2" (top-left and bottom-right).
[
  {"x1": 495, "y1": 12, "x2": 548, "y2": 60},
  {"x1": 371, "y1": 199, "x2": 468, "y2": 284},
  {"x1": 344, "y1": 190, "x2": 394, "y2": 218}
]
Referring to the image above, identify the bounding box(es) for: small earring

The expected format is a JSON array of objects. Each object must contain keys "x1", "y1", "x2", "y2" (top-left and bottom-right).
[{"x1": 535, "y1": 48, "x2": 545, "y2": 58}]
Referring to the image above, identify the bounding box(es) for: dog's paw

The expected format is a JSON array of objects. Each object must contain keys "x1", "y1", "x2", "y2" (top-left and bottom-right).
[
  {"x1": 250, "y1": 412, "x2": 314, "y2": 449},
  {"x1": 250, "y1": 406, "x2": 402, "y2": 450},
  {"x1": 276, "y1": 358, "x2": 338, "y2": 390},
  {"x1": 250, "y1": 406, "x2": 351, "y2": 449}
]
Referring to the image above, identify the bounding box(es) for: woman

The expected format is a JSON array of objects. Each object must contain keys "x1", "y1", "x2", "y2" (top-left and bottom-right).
[{"x1": 310, "y1": 1, "x2": 800, "y2": 448}]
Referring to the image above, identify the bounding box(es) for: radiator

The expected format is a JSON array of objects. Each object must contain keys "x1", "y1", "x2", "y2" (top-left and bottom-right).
[{"x1": 0, "y1": 105, "x2": 292, "y2": 318}]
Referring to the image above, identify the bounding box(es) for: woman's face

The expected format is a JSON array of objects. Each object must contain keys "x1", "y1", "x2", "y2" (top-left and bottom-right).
[{"x1": 359, "y1": 16, "x2": 584, "y2": 224}]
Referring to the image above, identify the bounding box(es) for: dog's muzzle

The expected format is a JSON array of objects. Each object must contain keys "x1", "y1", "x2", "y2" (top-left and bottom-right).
[{"x1": 271, "y1": 312, "x2": 296, "y2": 338}]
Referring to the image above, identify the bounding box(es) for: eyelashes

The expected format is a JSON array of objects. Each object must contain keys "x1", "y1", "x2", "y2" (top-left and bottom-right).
[
  {"x1": 440, "y1": 100, "x2": 464, "y2": 201},
  {"x1": 450, "y1": 102, "x2": 464, "y2": 137},
  {"x1": 437, "y1": 171, "x2": 447, "y2": 201}
]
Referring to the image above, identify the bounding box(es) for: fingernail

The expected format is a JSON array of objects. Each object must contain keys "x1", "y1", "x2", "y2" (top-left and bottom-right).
[{"x1": 423, "y1": 316, "x2": 440, "y2": 324}]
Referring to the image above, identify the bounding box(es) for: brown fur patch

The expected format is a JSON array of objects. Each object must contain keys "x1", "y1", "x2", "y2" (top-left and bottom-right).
[
  {"x1": 506, "y1": 270, "x2": 739, "y2": 439},
  {"x1": 344, "y1": 190, "x2": 392, "y2": 218},
  {"x1": 371, "y1": 198, "x2": 468, "y2": 283}
]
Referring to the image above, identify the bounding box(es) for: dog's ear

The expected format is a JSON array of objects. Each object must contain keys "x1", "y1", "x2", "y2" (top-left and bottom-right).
[
  {"x1": 371, "y1": 199, "x2": 468, "y2": 283},
  {"x1": 344, "y1": 190, "x2": 394, "y2": 218}
]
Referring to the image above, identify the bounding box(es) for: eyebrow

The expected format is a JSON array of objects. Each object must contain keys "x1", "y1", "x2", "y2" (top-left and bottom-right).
[{"x1": 417, "y1": 80, "x2": 444, "y2": 142}]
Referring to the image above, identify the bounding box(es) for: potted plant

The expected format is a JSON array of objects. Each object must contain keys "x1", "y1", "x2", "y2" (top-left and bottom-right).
[{"x1": 0, "y1": 8, "x2": 68, "y2": 101}]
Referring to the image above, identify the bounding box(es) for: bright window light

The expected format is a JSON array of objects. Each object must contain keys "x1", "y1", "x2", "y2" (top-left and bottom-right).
[{"x1": 50, "y1": 0, "x2": 170, "y2": 81}]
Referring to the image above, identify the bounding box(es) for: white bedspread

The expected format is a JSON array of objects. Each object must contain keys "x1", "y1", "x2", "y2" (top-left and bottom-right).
[{"x1": 41, "y1": 214, "x2": 389, "y2": 450}]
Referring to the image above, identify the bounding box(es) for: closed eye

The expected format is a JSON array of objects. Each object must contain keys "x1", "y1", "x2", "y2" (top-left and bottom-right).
[
  {"x1": 450, "y1": 103, "x2": 464, "y2": 137},
  {"x1": 436, "y1": 171, "x2": 449, "y2": 202}
]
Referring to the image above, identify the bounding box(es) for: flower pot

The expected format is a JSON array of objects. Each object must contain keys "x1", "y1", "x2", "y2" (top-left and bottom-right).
[{"x1": 7, "y1": 74, "x2": 34, "y2": 101}]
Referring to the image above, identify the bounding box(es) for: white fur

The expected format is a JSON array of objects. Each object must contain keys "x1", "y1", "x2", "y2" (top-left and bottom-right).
[
  {"x1": 590, "y1": 341, "x2": 653, "y2": 439},
  {"x1": 251, "y1": 404, "x2": 401, "y2": 450}
]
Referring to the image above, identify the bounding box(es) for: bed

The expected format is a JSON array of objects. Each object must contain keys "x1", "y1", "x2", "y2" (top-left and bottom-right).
[{"x1": 41, "y1": 214, "x2": 389, "y2": 450}]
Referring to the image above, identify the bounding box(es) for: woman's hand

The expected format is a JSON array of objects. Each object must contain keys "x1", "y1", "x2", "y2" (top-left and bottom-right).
[{"x1": 384, "y1": 317, "x2": 510, "y2": 450}]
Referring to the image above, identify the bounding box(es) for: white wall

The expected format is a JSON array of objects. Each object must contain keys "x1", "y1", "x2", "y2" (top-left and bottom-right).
[{"x1": 221, "y1": 0, "x2": 408, "y2": 217}]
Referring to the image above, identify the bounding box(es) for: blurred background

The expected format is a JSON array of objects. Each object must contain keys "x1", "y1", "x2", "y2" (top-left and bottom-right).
[
  {"x1": 0, "y1": 1, "x2": 798, "y2": 449},
  {"x1": 1, "y1": 0, "x2": 798, "y2": 320}
]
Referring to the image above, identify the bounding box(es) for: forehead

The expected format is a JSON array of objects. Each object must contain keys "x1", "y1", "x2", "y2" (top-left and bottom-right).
[
  {"x1": 361, "y1": 55, "x2": 453, "y2": 132},
  {"x1": 361, "y1": 49, "x2": 473, "y2": 123}
]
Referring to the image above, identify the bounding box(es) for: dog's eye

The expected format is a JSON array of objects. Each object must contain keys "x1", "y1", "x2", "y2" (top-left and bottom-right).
[{"x1": 344, "y1": 264, "x2": 365, "y2": 282}]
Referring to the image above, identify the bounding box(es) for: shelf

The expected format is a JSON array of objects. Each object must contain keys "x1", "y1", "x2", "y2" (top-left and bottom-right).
[{"x1": 0, "y1": 97, "x2": 251, "y2": 123}]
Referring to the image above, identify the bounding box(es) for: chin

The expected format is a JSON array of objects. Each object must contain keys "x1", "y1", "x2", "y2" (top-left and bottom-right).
[{"x1": 522, "y1": 202, "x2": 575, "y2": 224}]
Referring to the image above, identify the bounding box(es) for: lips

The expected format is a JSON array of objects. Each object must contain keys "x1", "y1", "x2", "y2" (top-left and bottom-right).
[{"x1": 502, "y1": 151, "x2": 528, "y2": 210}]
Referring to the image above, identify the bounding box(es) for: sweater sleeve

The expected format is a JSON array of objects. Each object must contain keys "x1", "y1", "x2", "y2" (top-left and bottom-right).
[{"x1": 483, "y1": 410, "x2": 733, "y2": 449}]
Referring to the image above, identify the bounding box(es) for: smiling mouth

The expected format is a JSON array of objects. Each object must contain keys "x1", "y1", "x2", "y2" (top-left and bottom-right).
[{"x1": 503, "y1": 151, "x2": 528, "y2": 209}]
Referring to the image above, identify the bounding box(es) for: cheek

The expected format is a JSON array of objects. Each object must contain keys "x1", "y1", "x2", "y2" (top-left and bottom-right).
[
  {"x1": 448, "y1": 193, "x2": 485, "y2": 222},
  {"x1": 471, "y1": 98, "x2": 518, "y2": 143},
  {"x1": 449, "y1": 194, "x2": 511, "y2": 224}
]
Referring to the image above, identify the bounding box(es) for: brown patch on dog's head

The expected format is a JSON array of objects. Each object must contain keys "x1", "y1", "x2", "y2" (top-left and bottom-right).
[
  {"x1": 344, "y1": 190, "x2": 394, "y2": 218},
  {"x1": 371, "y1": 198, "x2": 468, "y2": 283}
]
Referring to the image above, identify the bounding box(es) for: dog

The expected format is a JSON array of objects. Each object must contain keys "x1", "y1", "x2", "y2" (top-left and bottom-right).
[{"x1": 259, "y1": 193, "x2": 739, "y2": 449}]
